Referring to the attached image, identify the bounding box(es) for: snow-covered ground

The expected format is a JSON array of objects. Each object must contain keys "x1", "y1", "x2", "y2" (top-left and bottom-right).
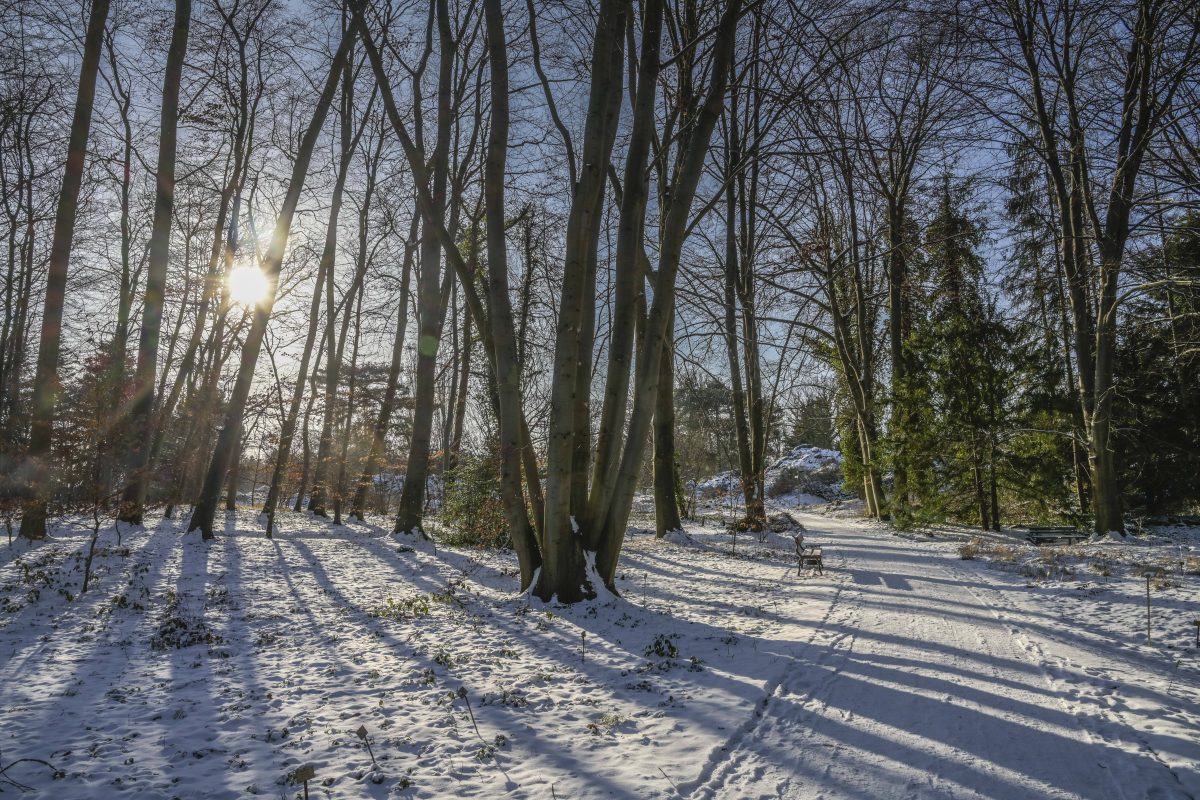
[{"x1": 1, "y1": 510, "x2": 1197, "y2": 799}]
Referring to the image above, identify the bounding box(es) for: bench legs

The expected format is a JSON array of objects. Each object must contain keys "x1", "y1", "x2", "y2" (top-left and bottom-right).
[{"x1": 797, "y1": 557, "x2": 823, "y2": 575}]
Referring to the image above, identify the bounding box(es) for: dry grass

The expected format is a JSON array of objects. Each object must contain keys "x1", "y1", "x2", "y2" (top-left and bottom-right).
[
  {"x1": 958, "y1": 537, "x2": 982, "y2": 560},
  {"x1": 959, "y1": 536, "x2": 1020, "y2": 562}
]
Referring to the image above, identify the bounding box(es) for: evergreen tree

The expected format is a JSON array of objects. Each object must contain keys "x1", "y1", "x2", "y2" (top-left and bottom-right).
[
  {"x1": 905, "y1": 177, "x2": 1016, "y2": 529},
  {"x1": 1116, "y1": 215, "x2": 1200, "y2": 516},
  {"x1": 1000, "y1": 136, "x2": 1084, "y2": 520}
]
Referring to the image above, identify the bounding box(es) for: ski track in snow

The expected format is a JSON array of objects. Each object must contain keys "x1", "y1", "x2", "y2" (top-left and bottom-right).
[{"x1": 0, "y1": 510, "x2": 1197, "y2": 799}]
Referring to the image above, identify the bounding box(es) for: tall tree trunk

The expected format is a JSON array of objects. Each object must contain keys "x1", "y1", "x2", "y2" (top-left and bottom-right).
[
  {"x1": 332, "y1": 285, "x2": 363, "y2": 525},
  {"x1": 20, "y1": 0, "x2": 110, "y2": 540},
  {"x1": 225, "y1": 421, "x2": 241, "y2": 510},
  {"x1": 972, "y1": 443, "x2": 989, "y2": 530},
  {"x1": 119, "y1": 0, "x2": 191, "y2": 524},
  {"x1": 348, "y1": 220, "x2": 415, "y2": 521},
  {"x1": 270, "y1": 86, "x2": 376, "y2": 525},
  {"x1": 394, "y1": 0, "x2": 456, "y2": 536},
  {"x1": 308, "y1": 43, "x2": 359, "y2": 517},
  {"x1": 989, "y1": 444, "x2": 1000, "y2": 531},
  {"x1": 593, "y1": 0, "x2": 742, "y2": 588},
  {"x1": 187, "y1": 27, "x2": 356, "y2": 539},
  {"x1": 539, "y1": 0, "x2": 628, "y2": 600},
  {"x1": 723, "y1": 111, "x2": 757, "y2": 530},
  {"x1": 295, "y1": 377, "x2": 318, "y2": 513},
  {"x1": 587, "y1": 0, "x2": 663, "y2": 529},
  {"x1": 353, "y1": 0, "x2": 541, "y2": 577},
  {"x1": 653, "y1": 321, "x2": 682, "y2": 537},
  {"x1": 449, "y1": 305, "x2": 471, "y2": 470},
  {"x1": 101, "y1": 32, "x2": 135, "y2": 472},
  {"x1": 482, "y1": 0, "x2": 540, "y2": 588},
  {"x1": 1090, "y1": 248, "x2": 1123, "y2": 536},
  {"x1": 886, "y1": 199, "x2": 910, "y2": 523}
]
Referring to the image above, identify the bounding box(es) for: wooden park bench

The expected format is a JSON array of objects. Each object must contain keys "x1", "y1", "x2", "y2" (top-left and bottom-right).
[
  {"x1": 1021, "y1": 526, "x2": 1088, "y2": 545},
  {"x1": 793, "y1": 534, "x2": 824, "y2": 575}
]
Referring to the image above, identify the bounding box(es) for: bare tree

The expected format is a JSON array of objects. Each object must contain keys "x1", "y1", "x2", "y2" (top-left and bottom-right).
[
  {"x1": 118, "y1": 0, "x2": 192, "y2": 524},
  {"x1": 19, "y1": 0, "x2": 111, "y2": 540},
  {"x1": 187, "y1": 25, "x2": 358, "y2": 539}
]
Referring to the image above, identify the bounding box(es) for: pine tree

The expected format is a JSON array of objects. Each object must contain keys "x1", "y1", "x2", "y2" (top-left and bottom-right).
[
  {"x1": 905, "y1": 177, "x2": 1016, "y2": 529},
  {"x1": 1116, "y1": 214, "x2": 1200, "y2": 515}
]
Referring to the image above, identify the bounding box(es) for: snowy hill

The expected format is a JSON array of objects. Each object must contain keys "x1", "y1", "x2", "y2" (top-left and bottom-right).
[{"x1": 693, "y1": 444, "x2": 846, "y2": 507}]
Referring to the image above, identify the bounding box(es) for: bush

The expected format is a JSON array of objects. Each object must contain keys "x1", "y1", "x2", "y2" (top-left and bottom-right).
[
  {"x1": 767, "y1": 468, "x2": 804, "y2": 498},
  {"x1": 439, "y1": 450, "x2": 510, "y2": 549},
  {"x1": 958, "y1": 537, "x2": 981, "y2": 559}
]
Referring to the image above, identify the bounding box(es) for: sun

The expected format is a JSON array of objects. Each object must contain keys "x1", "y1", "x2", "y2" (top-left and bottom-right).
[{"x1": 227, "y1": 264, "x2": 271, "y2": 307}]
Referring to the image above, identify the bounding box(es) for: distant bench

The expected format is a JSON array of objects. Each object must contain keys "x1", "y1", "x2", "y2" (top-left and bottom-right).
[
  {"x1": 1021, "y1": 526, "x2": 1088, "y2": 545},
  {"x1": 793, "y1": 534, "x2": 824, "y2": 575}
]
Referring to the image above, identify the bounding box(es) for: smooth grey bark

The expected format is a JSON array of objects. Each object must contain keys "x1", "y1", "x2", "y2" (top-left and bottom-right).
[
  {"x1": 538, "y1": 0, "x2": 628, "y2": 601},
  {"x1": 483, "y1": 0, "x2": 540, "y2": 588},
  {"x1": 594, "y1": 0, "x2": 743, "y2": 587},
  {"x1": 587, "y1": 0, "x2": 663, "y2": 530},
  {"x1": 652, "y1": 310, "x2": 682, "y2": 537},
  {"x1": 119, "y1": 0, "x2": 192, "y2": 524},
  {"x1": 393, "y1": 0, "x2": 456, "y2": 536}
]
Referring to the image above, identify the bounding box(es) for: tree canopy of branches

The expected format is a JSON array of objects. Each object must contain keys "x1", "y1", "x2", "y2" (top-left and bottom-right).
[{"x1": 2, "y1": 0, "x2": 1197, "y2": 600}]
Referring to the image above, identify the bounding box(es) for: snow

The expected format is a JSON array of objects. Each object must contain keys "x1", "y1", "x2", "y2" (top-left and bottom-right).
[
  {"x1": 770, "y1": 445, "x2": 843, "y2": 473},
  {"x1": 1, "y1": 511, "x2": 1198, "y2": 798},
  {"x1": 692, "y1": 445, "x2": 845, "y2": 507}
]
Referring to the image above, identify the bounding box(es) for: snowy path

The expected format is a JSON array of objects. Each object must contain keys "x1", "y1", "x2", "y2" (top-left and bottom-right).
[{"x1": 689, "y1": 513, "x2": 1197, "y2": 800}]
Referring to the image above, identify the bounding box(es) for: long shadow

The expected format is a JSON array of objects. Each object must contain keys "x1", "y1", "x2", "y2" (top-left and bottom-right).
[
  {"x1": 279, "y1": 532, "x2": 646, "y2": 798},
  {"x1": 703, "y1": 678, "x2": 1125, "y2": 799},
  {"x1": 156, "y1": 521, "x2": 226, "y2": 793},
  {"x1": 12, "y1": 518, "x2": 181, "y2": 742},
  {"x1": 0, "y1": 517, "x2": 174, "y2": 659},
  {"x1": 276, "y1": 513, "x2": 1194, "y2": 798},
  {"x1": 212, "y1": 524, "x2": 278, "y2": 792},
  {"x1": 849, "y1": 586, "x2": 1200, "y2": 712},
  {"x1": 280, "y1": 518, "x2": 833, "y2": 794}
]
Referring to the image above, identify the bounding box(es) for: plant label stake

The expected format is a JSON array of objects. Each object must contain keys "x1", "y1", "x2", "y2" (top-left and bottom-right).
[
  {"x1": 356, "y1": 724, "x2": 378, "y2": 770},
  {"x1": 293, "y1": 763, "x2": 314, "y2": 800},
  {"x1": 1140, "y1": 567, "x2": 1165, "y2": 644}
]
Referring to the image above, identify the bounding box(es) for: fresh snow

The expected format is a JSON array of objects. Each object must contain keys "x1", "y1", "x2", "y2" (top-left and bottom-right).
[
  {"x1": 1, "y1": 511, "x2": 1197, "y2": 798},
  {"x1": 693, "y1": 445, "x2": 844, "y2": 507},
  {"x1": 770, "y1": 445, "x2": 843, "y2": 474}
]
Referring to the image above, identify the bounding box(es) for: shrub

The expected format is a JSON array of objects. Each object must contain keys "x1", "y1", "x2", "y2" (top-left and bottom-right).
[
  {"x1": 373, "y1": 594, "x2": 431, "y2": 620},
  {"x1": 439, "y1": 449, "x2": 510, "y2": 549},
  {"x1": 644, "y1": 634, "x2": 678, "y2": 659}
]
